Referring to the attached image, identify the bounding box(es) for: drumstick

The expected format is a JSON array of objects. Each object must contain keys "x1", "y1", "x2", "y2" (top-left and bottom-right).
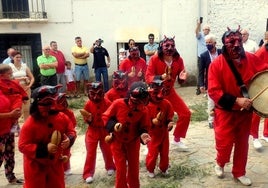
[{"x1": 240, "y1": 85, "x2": 268, "y2": 111}]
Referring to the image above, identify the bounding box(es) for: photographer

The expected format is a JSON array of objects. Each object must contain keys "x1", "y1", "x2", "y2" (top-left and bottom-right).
[{"x1": 90, "y1": 39, "x2": 111, "y2": 92}]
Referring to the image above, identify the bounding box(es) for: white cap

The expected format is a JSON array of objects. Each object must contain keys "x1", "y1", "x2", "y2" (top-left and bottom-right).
[{"x1": 119, "y1": 48, "x2": 126, "y2": 53}]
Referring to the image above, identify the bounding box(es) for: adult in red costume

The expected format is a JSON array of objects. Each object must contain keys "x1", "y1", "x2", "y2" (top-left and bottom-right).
[
  {"x1": 145, "y1": 79, "x2": 174, "y2": 178},
  {"x1": 208, "y1": 27, "x2": 268, "y2": 186},
  {"x1": 106, "y1": 70, "x2": 128, "y2": 101},
  {"x1": 119, "y1": 47, "x2": 147, "y2": 88},
  {"x1": 0, "y1": 90, "x2": 23, "y2": 185},
  {"x1": 250, "y1": 43, "x2": 268, "y2": 149},
  {"x1": 18, "y1": 85, "x2": 76, "y2": 188},
  {"x1": 102, "y1": 81, "x2": 151, "y2": 188},
  {"x1": 145, "y1": 36, "x2": 191, "y2": 151},
  {"x1": 82, "y1": 82, "x2": 115, "y2": 184}
]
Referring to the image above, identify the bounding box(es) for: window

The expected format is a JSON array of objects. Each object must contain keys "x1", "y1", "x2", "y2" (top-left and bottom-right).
[{"x1": 1, "y1": 0, "x2": 29, "y2": 18}]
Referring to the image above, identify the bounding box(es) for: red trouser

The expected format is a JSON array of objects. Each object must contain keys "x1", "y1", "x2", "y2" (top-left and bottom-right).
[
  {"x1": 250, "y1": 113, "x2": 268, "y2": 138},
  {"x1": 83, "y1": 127, "x2": 115, "y2": 179},
  {"x1": 214, "y1": 109, "x2": 252, "y2": 178},
  {"x1": 146, "y1": 129, "x2": 169, "y2": 173},
  {"x1": 165, "y1": 89, "x2": 191, "y2": 140},
  {"x1": 111, "y1": 138, "x2": 140, "y2": 188}
]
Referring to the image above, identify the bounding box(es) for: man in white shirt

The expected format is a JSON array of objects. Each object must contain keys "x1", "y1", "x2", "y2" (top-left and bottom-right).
[{"x1": 241, "y1": 29, "x2": 259, "y2": 53}]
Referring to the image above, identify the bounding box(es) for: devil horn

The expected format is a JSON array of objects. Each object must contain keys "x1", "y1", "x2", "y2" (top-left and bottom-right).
[
  {"x1": 237, "y1": 25, "x2": 241, "y2": 32},
  {"x1": 227, "y1": 27, "x2": 231, "y2": 31}
]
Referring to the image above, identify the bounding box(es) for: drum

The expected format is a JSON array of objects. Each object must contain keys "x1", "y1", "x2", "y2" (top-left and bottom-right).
[{"x1": 248, "y1": 70, "x2": 268, "y2": 117}]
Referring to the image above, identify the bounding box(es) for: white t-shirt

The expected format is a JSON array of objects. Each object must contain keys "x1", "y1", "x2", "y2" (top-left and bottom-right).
[
  {"x1": 9, "y1": 63, "x2": 28, "y2": 85},
  {"x1": 65, "y1": 68, "x2": 75, "y2": 82}
]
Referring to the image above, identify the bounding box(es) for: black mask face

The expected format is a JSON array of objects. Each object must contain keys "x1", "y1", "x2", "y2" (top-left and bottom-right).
[{"x1": 206, "y1": 44, "x2": 214, "y2": 51}]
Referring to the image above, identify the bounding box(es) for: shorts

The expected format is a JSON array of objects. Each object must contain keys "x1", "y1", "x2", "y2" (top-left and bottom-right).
[{"x1": 74, "y1": 64, "x2": 89, "y2": 81}]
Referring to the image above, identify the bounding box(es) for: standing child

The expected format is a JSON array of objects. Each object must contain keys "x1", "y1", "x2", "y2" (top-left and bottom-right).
[
  {"x1": 80, "y1": 81, "x2": 115, "y2": 184},
  {"x1": 65, "y1": 61, "x2": 79, "y2": 98},
  {"x1": 146, "y1": 79, "x2": 175, "y2": 178},
  {"x1": 18, "y1": 85, "x2": 76, "y2": 188},
  {"x1": 54, "y1": 93, "x2": 77, "y2": 175},
  {"x1": 118, "y1": 48, "x2": 127, "y2": 66},
  {"x1": 102, "y1": 81, "x2": 151, "y2": 188}
]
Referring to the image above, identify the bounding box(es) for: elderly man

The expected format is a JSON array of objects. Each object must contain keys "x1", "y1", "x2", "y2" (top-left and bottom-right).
[
  {"x1": 195, "y1": 19, "x2": 210, "y2": 95},
  {"x1": 240, "y1": 29, "x2": 259, "y2": 53},
  {"x1": 37, "y1": 46, "x2": 58, "y2": 86}
]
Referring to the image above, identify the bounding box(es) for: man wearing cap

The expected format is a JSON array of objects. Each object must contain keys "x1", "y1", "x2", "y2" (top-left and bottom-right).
[
  {"x1": 144, "y1": 33, "x2": 158, "y2": 65},
  {"x1": 90, "y1": 39, "x2": 110, "y2": 92}
]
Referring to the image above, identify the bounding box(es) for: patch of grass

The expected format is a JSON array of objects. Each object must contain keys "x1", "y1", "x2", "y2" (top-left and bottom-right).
[
  {"x1": 76, "y1": 115, "x2": 87, "y2": 135},
  {"x1": 68, "y1": 98, "x2": 86, "y2": 109},
  {"x1": 189, "y1": 102, "x2": 208, "y2": 122}
]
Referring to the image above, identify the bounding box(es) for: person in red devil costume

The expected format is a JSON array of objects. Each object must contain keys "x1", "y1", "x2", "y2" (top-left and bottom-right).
[
  {"x1": 208, "y1": 27, "x2": 268, "y2": 186},
  {"x1": 102, "y1": 81, "x2": 151, "y2": 188},
  {"x1": 54, "y1": 93, "x2": 77, "y2": 175},
  {"x1": 145, "y1": 36, "x2": 191, "y2": 151},
  {"x1": 81, "y1": 81, "x2": 115, "y2": 184},
  {"x1": 18, "y1": 85, "x2": 76, "y2": 188},
  {"x1": 145, "y1": 78, "x2": 175, "y2": 178},
  {"x1": 106, "y1": 70, "x2": 128, "y2": 101},
  {"x1": 250, "y1": 42, "x2": 268, "y2": 149},
  {"x1": 119, "y1": 47, "x2": 147, "y2": 88}
]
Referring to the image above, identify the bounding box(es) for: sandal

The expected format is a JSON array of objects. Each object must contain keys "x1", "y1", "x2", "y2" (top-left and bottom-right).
[
  {"x1": 75, "y1": 95, "x2": 81, "y2": 98},
  {"x1": 9, "y1": 178, "x2": 24, "y2": 185}
]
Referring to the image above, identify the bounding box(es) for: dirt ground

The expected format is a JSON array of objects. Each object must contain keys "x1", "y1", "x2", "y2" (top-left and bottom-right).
[{"x1": 1, "y1": 86, "x2": 268, "y2": 188}]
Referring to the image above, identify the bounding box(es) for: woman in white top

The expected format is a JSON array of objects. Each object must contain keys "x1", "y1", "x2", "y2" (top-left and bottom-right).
[{"x1": 9, "y1": 51, "x2": 35, "y2": 121}]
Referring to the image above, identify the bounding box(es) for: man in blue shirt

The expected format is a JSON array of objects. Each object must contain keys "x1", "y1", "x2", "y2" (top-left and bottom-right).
[{"x1": 144, "y1": 33, "x2": 158, "y2": 65}]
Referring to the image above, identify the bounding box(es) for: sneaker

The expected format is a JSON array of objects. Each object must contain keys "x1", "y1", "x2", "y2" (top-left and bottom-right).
[
  {"x1": 236, "y1": 175, "x2": 252, "y2": 186},
  {"x1": 214, "y1": 164, "x2": 224, "y2": 178},
  {"x1": 172, "y1": 141, "x2": 189, "y2": 151},
  {"x1": 196, "y1": 88, "x2": 201, "y2": 95},
  {"x1": 142, "y1": 147, "x2": 148, "y2": 155},
  {"x1": 253, "y1": 139, "x2": 262, "y2": 150},
  {"x1": 85, "y1": 176, "x2": 94, "y2": 184},
  {"x1": 107, "y1": 169, "x2": 115, "y2": 176},
  {"x1": 208, "y1": 122, "x2": 214, "y2": 129},
  {"x1": 10, "y1": 124, "x2": 19, "y2": 133},
  {"x1": 9, "y1": 178, "x2": 24, "y2": 185},
  {"x1": 64, "y1": 169, "x2": 72, "y2": 176},
  {"x1": 147, "y1": 172, "x2": 155, "y2": 178},
  {"x1": 261, "y1": 136, "x2": 268, "y2": 143}
]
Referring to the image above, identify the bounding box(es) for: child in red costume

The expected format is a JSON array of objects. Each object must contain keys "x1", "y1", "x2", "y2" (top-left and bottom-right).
[
  {"x1": 81, "y1": 81, "x2": 115, "y2": 184},
  {"x1": 102, "y1": 81, "x2": 151, "y2": 188},
  {"x1": 54, "y1": 93, "x2": 77, "y2": 175},
  {"x1": 119, "y1": 47, "x2": 147, "y2": 88},
  {"x1": 145, "y1": 36, "x2": 191, "y2": 151},
  {"x1": 208, "y1": 27, "x2": 268, "y2": 186},
  {"x1": 146, "y1": 79, "x2": 175, "y2": 178},
  {"x1": 18, "y1": 85, "x2": 76, "y2": 188},
  {"x1": 106, "y1": 70, "x2": 128, "y2": 101},
  {"x1": 0, "y1": 64, "x2": 29, "y2": 134}
]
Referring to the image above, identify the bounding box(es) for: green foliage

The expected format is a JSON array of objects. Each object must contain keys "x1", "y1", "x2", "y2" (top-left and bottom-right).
[
  {"x1": 189, "y1": 102, "x2": 208, "y2": 122},
  {"x1": 68, "y1": 97, "x2": 86, "y2": 109}
]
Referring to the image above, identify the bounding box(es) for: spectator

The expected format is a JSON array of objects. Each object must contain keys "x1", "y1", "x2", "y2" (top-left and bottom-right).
[
  {"x1": 65, "y1": 61, "x2": 79, "y2": 98},
  {"x1": 2, "y1": 48, "x2": 16, "y2": 64},
  {"x1": 81, "y1": 81, "x2": 115, "y2": 184},
  {"x1": 198, "y1": 34, "x2": 222, "y2": 128},
  {"x1": 9, "y1": 51, "x2": 35, "y2": 122},
  {"x1": 126, "y1": 39, "x2": 136, "y2": 57},
  {"x1": 195, "y1": 19, "x2": 210, "y2": 95},
  {"x1": 258, "y1": 31, "x2": 268, "y2": 47},
  {"x1": 240, "y1": 29, "x2": 259, "y2": 53},
  {"x1": 18, "y1": 85, "x2": 76, "y2": 188},
  {"x1": 145, "y1": 36, "x2": 191, "y2": 151},
  {"x1": 144, "y1": 33, "x2": 158, "y2": 65},
  {"x1": 90, "y1": 38, "x2": 111, "y2": 92},
  {"x1": 49, "y1": 41, "x2": 67, "y2": 93},
  {"x1": 208, "y1": 27, "x2": 268, "y2": 186},
  {"x1": 102, "y1": 81, "x2": 151, "y2": 188},
  {"x1": 118, "y1": 48, "x2": 127, "y2": 66},
  {"x1": 37, "y1": 46, "x2": 58, "y2": 86},
  {"x1": 71, "y1": 37, "x2": 90, "y2": 95},
  {"x1": 119, "y1": 46, "x2": 147, "y2": 88}
]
